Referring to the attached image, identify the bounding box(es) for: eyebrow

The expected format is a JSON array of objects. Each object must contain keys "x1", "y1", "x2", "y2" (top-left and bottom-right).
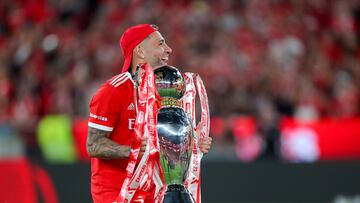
[
  {"x1": 146, "y1": 34, "x2": 165, "y2": 43},
  {"x1": 146, "y1": 35, "x2": 164, "y2": 42}
]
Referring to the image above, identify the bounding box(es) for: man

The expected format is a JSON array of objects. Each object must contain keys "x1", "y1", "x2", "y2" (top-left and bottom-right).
[{"x1": 87, "y1": 24, "x2": 212, "y2": 203}]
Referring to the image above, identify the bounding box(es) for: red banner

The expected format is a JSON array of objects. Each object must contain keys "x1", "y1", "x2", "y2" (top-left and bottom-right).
[{"x1": 280, "y1": 117, "x2": 360, "y2": 162}]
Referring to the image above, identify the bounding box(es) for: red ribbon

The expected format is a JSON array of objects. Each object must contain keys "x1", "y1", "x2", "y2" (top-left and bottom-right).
[
  {"x1": 115, "y1": 64, "x2": 162, "y2": 203},
  {"x1": 182, "y1": 72, "x2": 210, "y2": 203},
  {"x1": 116, "y1": 69, "x2": 210, "y2": 203}
]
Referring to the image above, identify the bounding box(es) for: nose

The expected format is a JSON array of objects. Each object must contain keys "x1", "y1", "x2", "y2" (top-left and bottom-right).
[{"x1": 165, "y1": 44, "x2": 172, "y2": 54}]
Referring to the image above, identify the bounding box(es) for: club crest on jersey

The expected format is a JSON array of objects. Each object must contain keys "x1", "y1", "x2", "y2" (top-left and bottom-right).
[{"x1": 128, "y1": 118, "x2": 135, "y2": 130}]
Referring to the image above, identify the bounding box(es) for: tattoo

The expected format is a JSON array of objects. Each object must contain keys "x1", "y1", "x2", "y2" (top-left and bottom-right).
[{"x1": 86, "y1": 127, "x2": 131, "y2": 159}]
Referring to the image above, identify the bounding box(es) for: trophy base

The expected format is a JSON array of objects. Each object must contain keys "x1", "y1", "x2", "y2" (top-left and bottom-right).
[{"x1": 162, "y1": 184, "x2": 195, "y2": 203}]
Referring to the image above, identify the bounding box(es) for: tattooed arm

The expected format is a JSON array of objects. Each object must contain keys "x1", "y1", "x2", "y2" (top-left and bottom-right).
[{"x1": 86, "y1": 127, "x2": 131, "y2": 159}]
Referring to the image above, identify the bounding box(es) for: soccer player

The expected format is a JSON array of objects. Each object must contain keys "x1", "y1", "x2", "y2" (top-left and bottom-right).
[{"x1": 86, "y1": 24, "x2": 212, "y2": 203}]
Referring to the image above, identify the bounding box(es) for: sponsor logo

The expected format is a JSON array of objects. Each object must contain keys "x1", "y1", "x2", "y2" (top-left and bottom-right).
[
  {"x1": 90, "y1": 113, "x2": 108, "y2": 121},
  {"x1": 127, "y1": 103, "x2": 135, "y2": 110}
]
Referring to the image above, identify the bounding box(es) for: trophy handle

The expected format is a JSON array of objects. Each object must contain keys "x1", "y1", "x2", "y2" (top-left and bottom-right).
[
  {"x1": 182, "y1": 73, "x2": 210, "y2": 144},
  {"x1": 182, "y1": 72, "x2": 210, "y2": 203},
  {"x1": 194, "y1": 74, "x2": 210, "y2": 141}
]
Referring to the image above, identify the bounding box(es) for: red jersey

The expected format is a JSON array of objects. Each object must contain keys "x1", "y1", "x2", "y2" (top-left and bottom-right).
[{"x1": 88, "y1": 72, "x2": 137, "y2": 189}]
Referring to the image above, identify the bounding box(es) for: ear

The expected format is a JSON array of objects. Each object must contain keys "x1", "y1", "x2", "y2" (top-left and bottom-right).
[{"x1": 133, "y1": 45, "x2": 145, "y2": 59}]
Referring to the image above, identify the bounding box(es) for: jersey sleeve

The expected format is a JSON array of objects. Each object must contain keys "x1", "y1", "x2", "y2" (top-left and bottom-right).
[{"x1": 88, "y1": 85, "x2": 120, "y2": 132}]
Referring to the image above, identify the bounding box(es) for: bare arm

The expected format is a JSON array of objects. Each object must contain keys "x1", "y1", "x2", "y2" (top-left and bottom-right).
[{"x1": 86, "y1": 127, "x2": 131, "y2": 159}]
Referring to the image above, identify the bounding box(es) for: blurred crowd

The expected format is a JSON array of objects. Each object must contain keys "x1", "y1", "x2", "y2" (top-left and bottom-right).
[{"x1": 0, "y1": 0, "x2": 360, "y2": 161}]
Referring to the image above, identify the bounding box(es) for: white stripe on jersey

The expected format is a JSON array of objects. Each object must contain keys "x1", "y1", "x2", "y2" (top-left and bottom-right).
[
  {"x1": 109, "y1": 74, "x2": 123, "y2": 85},
  {"x1": 88, "y1": 122, "x2": 113, "y2": 131},
  {"x1": 109, "y1": 73, "x2": 126, "y2": 85},
  {"x1": 114, "y1": 77, "x2": 129, "y2": 87}
]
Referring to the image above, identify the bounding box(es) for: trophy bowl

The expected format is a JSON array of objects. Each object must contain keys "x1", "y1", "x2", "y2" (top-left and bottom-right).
[
  {"x1": 155, "y1": 65, "x2": 195, "y2": 203},
  {"x1": 157, "y1": 107, "x2": 193, "y2": 185}
]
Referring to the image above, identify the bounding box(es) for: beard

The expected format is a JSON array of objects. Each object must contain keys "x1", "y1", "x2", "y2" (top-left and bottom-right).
[{"x1": 149, "y1": 58, "x2": 168, "y2": 69}]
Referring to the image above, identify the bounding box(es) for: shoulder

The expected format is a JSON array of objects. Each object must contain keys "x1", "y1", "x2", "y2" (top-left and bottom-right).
[
  {"x1": 106, "y1": 72, "x2": 133, "y2": 88},
  {"x1": 91, "y1": 72, "x2": 133, "y2": 102},
  {"x1": 97, "y1": 73, "x2": 133, "y2": 93}
]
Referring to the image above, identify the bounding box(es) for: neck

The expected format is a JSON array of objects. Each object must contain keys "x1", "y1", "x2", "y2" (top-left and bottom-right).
[
  {"x1": 130, "y1": 65, "x2": 137, "y2": 75},
  {"x1": 131, "y1": 58, "x2": 147, "y2": 74}
]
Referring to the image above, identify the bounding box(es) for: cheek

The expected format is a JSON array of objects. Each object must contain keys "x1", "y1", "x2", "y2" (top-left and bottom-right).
[
  {"x1": 152, "y1": 49, "x2": 164, "y2": 58},
  {"x1": 145, "y1": 46, "x2": 165, "y2": 61}
]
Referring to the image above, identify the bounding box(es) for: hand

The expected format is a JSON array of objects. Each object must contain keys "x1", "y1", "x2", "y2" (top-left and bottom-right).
[
  {"x1": 196, "y1": 122, "x2": 212, "y2": 154},
  {"x1": 200, "y1": 136, "x2": 212, "y2": 155}
]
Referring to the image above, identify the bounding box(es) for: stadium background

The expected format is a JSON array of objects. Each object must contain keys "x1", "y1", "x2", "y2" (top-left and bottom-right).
[{"x1": 1, "y1": 0, "x2": 360, "y2": 202}]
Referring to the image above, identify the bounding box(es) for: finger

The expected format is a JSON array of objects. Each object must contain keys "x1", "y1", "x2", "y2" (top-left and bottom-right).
[
  {"x1": 200, "y1": 147, "x2": 209, "y2": 154},
  {"x1": 201, "y1": 143, "x2": 209, "y2": 148},
  {"x1": 202, "y1": 139, "x2": 212, "y2": 145},
  {"x1": 204, "y1": 136, "x2": 212, "y2": 142},
  {"x1": 201, "y1": 144, "x2": 210, "y2": 150}
]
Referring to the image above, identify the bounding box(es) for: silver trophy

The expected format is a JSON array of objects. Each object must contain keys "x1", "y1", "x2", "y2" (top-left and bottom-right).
[{"x1": 155, "y1": 66, "x2": 195, "y2": 203}]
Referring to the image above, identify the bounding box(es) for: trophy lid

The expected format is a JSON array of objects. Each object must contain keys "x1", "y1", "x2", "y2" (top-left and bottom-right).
[{"x1": 154, "y1": 66, "x2": 185, "y2": 100}]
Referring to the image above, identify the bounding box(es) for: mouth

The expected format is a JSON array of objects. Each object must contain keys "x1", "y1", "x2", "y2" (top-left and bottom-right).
[{"x1": 161, "y1": 56, "x2": 169, "y2": 63}]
